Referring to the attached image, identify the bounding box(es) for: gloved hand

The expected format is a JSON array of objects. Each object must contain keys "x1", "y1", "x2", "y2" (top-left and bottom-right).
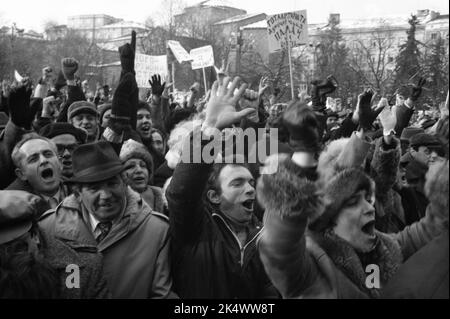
[
  {"x1": 119, "y1": 31, "x2": 136, "y2": 74},
  {"x1": 410, "y1": 77, "x2": 426, "y2": 101},
  {"x1": 310, "y1": 75, "x2": 338, "y2": 111},
  {"x1": 61, "y1": 58, "x2": 79, "y2": 81},
  {"x1": 356, "y1": 88, "x2": 383, "y2": 130},
  {"x1": 7, "y1": 80, "x2": 34, "y2": 129},
  {"x1": 110, "y1": 72, "x2": 138, "y2": 133},
  {"x1": 149, "y1": 74, "x2": 165, "y2": 97}
]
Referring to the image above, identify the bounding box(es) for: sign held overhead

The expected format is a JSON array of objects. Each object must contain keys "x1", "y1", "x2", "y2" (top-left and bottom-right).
[
  {"x1": 267, "y1": 10, "x2": 308, "y2": 52},
  {"x1": 167, "y1": 40, "x2": 192, "y2": 63},
  {"x1": 190, "y1": 45, "x2": 215, "y2": 70}
]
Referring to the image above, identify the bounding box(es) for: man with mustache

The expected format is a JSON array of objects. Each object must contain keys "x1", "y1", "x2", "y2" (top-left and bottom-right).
[
  {"x1": 39, "y1": 140, "x2": 175, "y2": 299},
  {"x1": 39, "y1": 122, "x2": 87, "y2": 178},
  {"x1": 7, "y1": 133, "x2": 65, "y2": 210}
]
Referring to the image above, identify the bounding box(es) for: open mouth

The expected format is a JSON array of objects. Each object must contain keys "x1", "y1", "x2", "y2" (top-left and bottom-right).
[
  {"x1": 40, "y1": 168, "x2": 54, "y2": 181},
  {"x1": 140, "y1": 124, "x2": 151, "y2": 133},
  {"x1": 241, "y1": 199, "x2": 254, "y2": 211},
  {"x1": 361, "y1": 220, "x2": 376, "y2": 237},
  {"x1": 133, "y1": 176, "x2": 146, "y2": 183}
]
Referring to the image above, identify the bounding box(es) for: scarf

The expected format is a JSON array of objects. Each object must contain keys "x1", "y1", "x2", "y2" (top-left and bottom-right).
[{"x1": 312, "y1": 229, "x2": 403, "y2": 298}]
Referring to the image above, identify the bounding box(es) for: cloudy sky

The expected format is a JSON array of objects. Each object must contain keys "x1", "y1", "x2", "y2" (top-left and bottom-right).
[{"x1": 0, "y1": 0, "x2": 448, "y2": 32}]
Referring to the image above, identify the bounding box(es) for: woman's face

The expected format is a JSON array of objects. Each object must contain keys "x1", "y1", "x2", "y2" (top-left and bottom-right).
[{"x1": 121, "y1": 158, "x2": 149, "y2": 193}]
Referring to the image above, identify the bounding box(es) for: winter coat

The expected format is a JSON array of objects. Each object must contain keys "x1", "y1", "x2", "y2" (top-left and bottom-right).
[
  {"x1": 258, "y1": 156, "x2": 445, "y2": 299},
  {"x1": 39, "y1": 187, "x2": 175, "y2": 299},
  {"x1": 166, "y1": 136, "x2": 279, "y2": 299},
  {"x1": 0, "y1": 190, "x2": 110, "y2": 298},
  {"x1": 381, "y1": 230, "x2": 449, "y2": 299}
]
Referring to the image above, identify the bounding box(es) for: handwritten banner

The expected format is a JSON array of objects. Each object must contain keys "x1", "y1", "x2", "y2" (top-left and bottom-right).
[
  {"x1": 190, "y1": 45, "x2": 215, "y2": 70},
  {"x1": 135, "y1": 53, "x2": 168, "y2": 88},
  {"x1": 167, "y1": 40, "x2": 192, "y2": 63},
  {"x1": 267, "y1": 10, "x2": 308, "y2": 52}
]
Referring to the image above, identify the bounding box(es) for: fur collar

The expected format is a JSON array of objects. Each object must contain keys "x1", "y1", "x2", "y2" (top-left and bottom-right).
[{"x1": 312, "y1": 229, "x2": 403, "y2": 298}]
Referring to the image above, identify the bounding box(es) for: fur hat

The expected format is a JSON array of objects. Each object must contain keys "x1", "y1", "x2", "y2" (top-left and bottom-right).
[
  {"x1": 119, "y1": 139, "x2": 154, "y2": 175},
  {"x1": 257, "y1": 154, "x2": 321, "y2": 220},
  {"x1": 310, "y1": 168, "x2": 375, "y2": 231},
  {"x1": 317, "y1": 137, "x2": 351, "y2": 184}
]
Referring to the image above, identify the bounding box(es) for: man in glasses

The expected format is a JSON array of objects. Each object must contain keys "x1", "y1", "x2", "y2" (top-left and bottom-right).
[{"x1": 40, "y1": 123, "x2": 87, "y2": 179}]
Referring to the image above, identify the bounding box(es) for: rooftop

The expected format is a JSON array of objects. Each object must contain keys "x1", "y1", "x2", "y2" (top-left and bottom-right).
[
  {"x1": 214, "y1": 13, "x2": 266, "y2": 25},
  {"x1": 97, "y1": 21, "x2": 149, "y2": 30}
]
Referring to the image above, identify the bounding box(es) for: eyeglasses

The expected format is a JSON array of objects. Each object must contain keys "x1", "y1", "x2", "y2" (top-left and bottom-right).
[{"x1": 56, "y1": 143, "x2": 79, "y2": 155}]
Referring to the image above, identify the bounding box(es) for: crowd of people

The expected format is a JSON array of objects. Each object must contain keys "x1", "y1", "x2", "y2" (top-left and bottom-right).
[{"x1": 0, "y1": 31, "x2": 448, "y2": 299}]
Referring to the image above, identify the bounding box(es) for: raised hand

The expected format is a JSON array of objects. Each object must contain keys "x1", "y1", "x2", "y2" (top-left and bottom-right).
[
  {"x1": 7, "y1": 82, "x2": 33, "y2": 128},
  {"x1": 203, "y1": 77, "x2": 254, "y2": 131},
  {"x1": 149, "y1": 74, "x2": 165, "y2": 97},
  {"x1": 310, "y1": 75, "x2": 338, "y2": 110},
  {"x1": 119, "y1": 30, "x2": 136, "y2": 74},
  {"x1": 240, "y1": 89, "x2": 260, "y2": 123},
  {"x1": 258, "y1": 76, "x2": 270, "y2": 97},
  {"x1": 61, "y1": 58, "x2": 79, "y2": 81},
  {"x1": 42, "y1": 96, "x2": 58, "y2": 118},
  {"x1": 355, "y1": 88, "x2": 383, "y2": 130},
  {"x1": 410, "y1": 77, "x2": 426, "y2": 101},
  {"x1": 378, "y1": 102, "x2": 397, "y2": 135}
]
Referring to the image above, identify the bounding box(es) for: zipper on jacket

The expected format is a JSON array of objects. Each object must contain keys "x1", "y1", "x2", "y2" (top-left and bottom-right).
[{"x1": 212, "y1": 213, "x2": 263, "y2": 267}]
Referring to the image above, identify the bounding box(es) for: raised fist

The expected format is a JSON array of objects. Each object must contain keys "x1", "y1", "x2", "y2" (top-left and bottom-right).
[{"x1": 61, "y1": 58, "x2": 79, "y2": 81}]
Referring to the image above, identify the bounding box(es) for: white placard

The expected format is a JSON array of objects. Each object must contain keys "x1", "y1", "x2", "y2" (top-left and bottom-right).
[
  {"x1": 134, "y1": 53, "x2": 168, "y2": 88},
  {"x1": 167, "y1": 40, "x2": 192, "y2": 63},
  {"x1": 267, "y1": 10, "x2": 308, "y2": 52},
  {"x1": 190, "y1": 45, "x2": 215, "y2": 70}
]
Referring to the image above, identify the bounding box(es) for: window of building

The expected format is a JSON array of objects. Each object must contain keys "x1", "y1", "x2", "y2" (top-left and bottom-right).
[{"x1": 431, "y1": 33, "x2": 438, "y2": 40}]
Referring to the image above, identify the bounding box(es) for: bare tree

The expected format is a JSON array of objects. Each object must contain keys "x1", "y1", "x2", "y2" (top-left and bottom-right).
[{"x1": 348, "y1": 20, "x2": 397, "y2": 94}]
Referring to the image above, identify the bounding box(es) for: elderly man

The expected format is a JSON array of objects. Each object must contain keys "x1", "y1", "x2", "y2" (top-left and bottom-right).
[
  {"x1": 40, "y1": 122, "x2": 87, "y2": 178},
  {"x1": 39, "y1": 141, "x2": 175, "y2": 299},
  {"x1": 166, "y1": 77, "x2": 278, "y2": 298},
  {"x1": 7, "y1": 133, "x2": 65, "y2": 210},
  {"x1": 0, "y1": 190, "x2": 109, "y2": 298},
  {"x1": 67, "y1": 101, "x2": 99, "y2": 143}
]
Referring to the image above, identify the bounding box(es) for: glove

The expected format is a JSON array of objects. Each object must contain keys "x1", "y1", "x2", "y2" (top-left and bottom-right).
[
  {"x1": 7, "y1": 84, "x2": 33, "y2": 128},
  {"x1": 149, "y1": 74, "x2": 165, "y2": 97},
  {"x1": 61, "y1": 58, "x2": 79, "y2": 81},
  {"x1": 118, "y1": 31, "x2": 136, "y2": 75},
  {"x1": 110, "y1": 72, "x2": 138, "y2": 132},
  {"x1": 410, "y1": 77, "x2": 426, "y2": 101},
  {"x1": 357, "y1": 88, "x2": 382, "y2": 130},
  {"x1": 310, "y1": 75, "x2": 338, "y2": 111}
]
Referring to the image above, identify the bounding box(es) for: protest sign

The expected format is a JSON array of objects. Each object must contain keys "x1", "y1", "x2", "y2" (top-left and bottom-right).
[
  {"x1": 267, "y1": 10, "x2": 308, "y2": 52},
  {"x1": 190, "y1": 45, "x2": 214, "y2": 70},
  {"x1": 267, "y1": 10, "x2": 308, "y2": 99},
  {"x1": 134, "y1": 53, "x2": 168, "y2": 88},
  {"x1": 167, "y1": 40, "x2": 192, "y2": 63}
]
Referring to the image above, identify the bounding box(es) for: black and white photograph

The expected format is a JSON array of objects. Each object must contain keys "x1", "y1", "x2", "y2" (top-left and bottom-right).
[{"x1": 0, "y1": 0, "x2": 448, "y2": 308}]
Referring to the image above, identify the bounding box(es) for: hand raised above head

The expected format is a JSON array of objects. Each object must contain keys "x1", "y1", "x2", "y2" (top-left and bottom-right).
[{"x1": 203, "y1": 77, "x2": 254, "y2": 131}]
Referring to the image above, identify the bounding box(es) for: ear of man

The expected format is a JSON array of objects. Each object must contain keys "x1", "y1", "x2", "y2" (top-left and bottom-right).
[
  {"x1": 15, "y1": 167, "x2": 27, "y2": 182},
  {"x1": 207, "y1": 189, "x2": 221, "y2": 205}
]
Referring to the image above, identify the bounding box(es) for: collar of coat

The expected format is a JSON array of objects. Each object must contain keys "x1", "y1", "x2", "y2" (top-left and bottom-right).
[
  {"x1": 50, "y1": 187, "x2": 152, "y2": 251},
  {"x1": 311, "y1": 229, "x2": 403, "y2": 298}
]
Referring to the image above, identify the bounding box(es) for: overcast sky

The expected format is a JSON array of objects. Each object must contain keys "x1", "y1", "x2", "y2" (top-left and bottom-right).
[{"x1": 0, "y1": 0, "x2": 448, "y2": 32}]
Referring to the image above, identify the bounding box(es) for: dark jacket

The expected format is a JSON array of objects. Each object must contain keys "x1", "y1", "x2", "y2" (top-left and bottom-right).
[{"x1": 166, "y1": 135, "x2": 278, "y2": 299}]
